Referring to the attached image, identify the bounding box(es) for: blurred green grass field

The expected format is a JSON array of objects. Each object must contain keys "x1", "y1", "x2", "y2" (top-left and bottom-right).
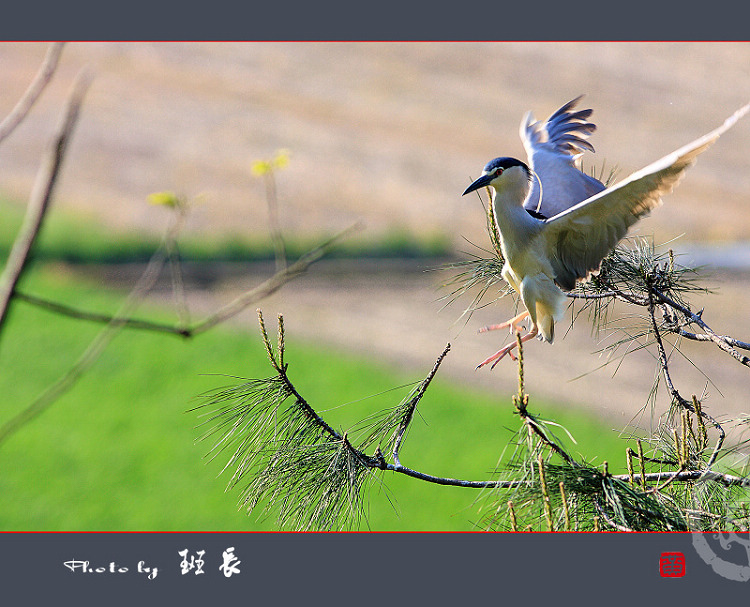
[
  {"x1": 0, "y1": 264, "x2": 633, "y2": 531},
  {"x1": 0, "y1": 201, "x2": 452, "y2": 265},
  {"x1": 0, "y1": 195, "x2": 634, "y2": 530}
]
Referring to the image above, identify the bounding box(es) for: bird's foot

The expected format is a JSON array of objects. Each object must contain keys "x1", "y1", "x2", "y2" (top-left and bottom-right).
[
  {"x1": 478, "y1": 311, "x2": 530, "y2": 335},
  {"x1": 476, "y1": 343, "x2": 518, "y2": 370},
  {"x1": 476, "y1": 327, "x2": 538, "y2": 370}
]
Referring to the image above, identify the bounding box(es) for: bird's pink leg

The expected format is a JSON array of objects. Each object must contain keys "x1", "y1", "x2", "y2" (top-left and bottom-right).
[
  {"x1": 476, "y1": 326, "x2": 538, "y2": 370},
  {"x1": 478, "y1": 311, "x2": 529, "y2": 334}
]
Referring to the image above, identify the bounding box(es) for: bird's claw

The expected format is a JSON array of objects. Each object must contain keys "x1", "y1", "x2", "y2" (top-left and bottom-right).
[
  {"x1": 476, "y1": 343, "x2": 518, "y2": 370},
  {"x1": 478, "y1": 312, "x2": 530, "y2": 336}
]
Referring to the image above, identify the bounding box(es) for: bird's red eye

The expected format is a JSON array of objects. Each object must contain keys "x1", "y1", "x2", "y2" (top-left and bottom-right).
[{"x1": 495, "y1": 168, "x2": 504, "y2": 176}]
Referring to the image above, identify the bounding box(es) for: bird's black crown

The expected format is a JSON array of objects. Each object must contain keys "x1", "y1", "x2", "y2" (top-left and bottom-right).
[{"x1": 483, "y1": 157, "x2": 529, "y2": 175}]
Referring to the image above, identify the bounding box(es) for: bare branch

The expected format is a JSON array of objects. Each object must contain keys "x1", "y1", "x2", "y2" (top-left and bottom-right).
[
  {"x1": 378, "y1": 464, "x2": 749, "y2": 490},
  {"x1": 0, "y1": 69, "x2": 91, "y2": 344},
  {"x1": 0, "y1": 236, "x2": 170, "y2": 445},
  {"x1": 652, "y1": 286, "x2": 750, "y2": 367},
  {"x1": 264, "y1": 171, "x2": 287, "y2": 272},
  {"x1": 12, "y1": 291, "x2": 191, "y2": 337},
  {"x1": 0, "y1": 176, "x2": 191, "y2": 445},
  {"x1": 646, "y1": 285, "x2": 725, "y2": 468},
  {"x1": 673, "y1": 327, "x2": 750, "y2": 352},
  {"x1": 188, "y1": 223, "x2": 362, "y2": 336},
  {"x1": 0, "y1": 43, "x2": 65, "y2": 145},
  {"x1": 382, "y1": 463, "x2": 528, "y2": 489},
  {"x1": 14, "y1": 222, "x2": 362, "y2": 338}
]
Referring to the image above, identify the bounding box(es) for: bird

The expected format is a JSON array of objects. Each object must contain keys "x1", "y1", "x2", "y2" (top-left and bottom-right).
[{"x1": 462, "y1": 96, "x2": 749, "y2": 369}]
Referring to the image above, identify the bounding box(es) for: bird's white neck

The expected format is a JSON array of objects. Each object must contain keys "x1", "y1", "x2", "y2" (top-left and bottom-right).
[{"x1": 489, "y1": 172, "x2": 540, "y2": 260}]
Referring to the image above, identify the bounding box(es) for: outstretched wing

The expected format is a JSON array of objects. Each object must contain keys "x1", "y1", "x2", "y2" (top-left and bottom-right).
[
  {"x1": 541, "y1": 103, "x2": 750, "y2": 291},
  {"x1": 521, "y1": 95, "x2": 606, "y2": 217}
]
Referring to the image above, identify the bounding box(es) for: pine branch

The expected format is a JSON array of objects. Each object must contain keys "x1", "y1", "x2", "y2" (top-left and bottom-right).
[
  {"x1": 391, "y1": 343, "x2": 450, "y2": 466},
  {"x1": 652, "y1": 286, "x2": 750, "y2": 367},
  {"x1": 645, "y1": 283, "x2": 726, "y2": 469},
  {"x1": 197, "y1": 306, "x2": 750, "y2": 531}
]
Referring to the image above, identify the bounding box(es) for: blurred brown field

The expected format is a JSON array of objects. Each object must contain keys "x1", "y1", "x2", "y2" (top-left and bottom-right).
[
  {"x1": 1, "y1": 42, "x2": 749, "y2": 242},
  {"x1": 1, "y1": 41, "x2": 748, "y2": 427}
]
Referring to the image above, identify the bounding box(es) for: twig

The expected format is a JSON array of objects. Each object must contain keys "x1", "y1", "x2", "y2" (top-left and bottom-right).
[
  {"x1": 512, "y1": 334, "x2": 578, "y2": 466},
  {"x1": 673, "y1": 328, "x2": 750, "y2": 352},
  {"x1": 183, "y1": 223, "x2": 362, "y2": 336},
  {"x1": 381, "y1": 461, "x2": 749, "y2": 489},
  {"x1": 392, "y1": 343, "x2": 451, "y2": 466},
  {"x1": 264, "y1": 171, "x2": 287, "y2": 272},
  {"x1": 0, "y1": 69, "x2": 91, "y2": 345},
  {"x1": 594, "y1": 499, "x2": 633, "y2": 532},
  {"x1": 256, "y1": 310, "x2": 341, "y2": 441},
  {"x1": 13, "y1": 291, "x2": 192, "y2": 336},
  {"x1": 615, "y1": 470, "x2": 745, "y2": 486},
  {"x1": 383, "y1": 463, "x2": 530, "y2": 488},
  {"x1": 646, "y1": 284, "x2": 725, "y2": 468},
  {"x1": 166, "y1": 206, "x2": 191, "y2": 329},
  {"x1": 15, "y1": 223, "x2": 362, "y2": 338},
  {"x1": 0, "y1": 236, "x2": 170, "y2": 445},
  {"x1": 652, "y1": 287, "x2": 750, "y2": 367},
  {"x1": 0, "y1": 43, "x2": 65, "y2": 145}
]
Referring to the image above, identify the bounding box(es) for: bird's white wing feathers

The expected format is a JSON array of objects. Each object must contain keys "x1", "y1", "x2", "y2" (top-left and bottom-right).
[
  {"x1": 542, "y1": 103, "x2": 750, "y2": 291},
  {"x1": 521, "y1": 96, "x2": 606, "y2": 217}
]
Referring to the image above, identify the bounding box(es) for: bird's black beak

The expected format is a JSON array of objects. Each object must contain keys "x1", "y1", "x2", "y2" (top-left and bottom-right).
[{"x1": 462, "y1": 173, "x2": 494, "y2": 196}]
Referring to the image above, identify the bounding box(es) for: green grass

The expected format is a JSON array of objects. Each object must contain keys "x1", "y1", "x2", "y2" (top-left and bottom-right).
[
  {"x1": 0, "y1": 199, "x2": 452, "y2": 264},
  {"x1": 0, "y1": 266, "x2": 633, "y2": 531}
]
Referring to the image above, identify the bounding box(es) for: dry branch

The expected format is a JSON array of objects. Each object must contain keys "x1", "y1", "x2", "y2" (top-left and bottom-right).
[
  {"x1": 14, "y1": 223, "x2": 362, "y2": 338},
  {"x1": 0, "y1": 69, "x2": 91, "y2": 342},
  {"x1": 0, "y1": 43, "x2": 65, "y2": 145}
]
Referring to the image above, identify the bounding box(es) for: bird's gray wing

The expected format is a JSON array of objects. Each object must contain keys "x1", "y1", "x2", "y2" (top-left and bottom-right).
[
  {"x1": 521, "y1": 96, "x2": 606, "y2": 217},
  {"x1": 541, "y1": 103, "x2": 749, "y2": 291}
]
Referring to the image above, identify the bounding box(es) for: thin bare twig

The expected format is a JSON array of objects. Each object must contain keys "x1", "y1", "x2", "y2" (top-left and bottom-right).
[
  {"x1": 646, "y1": 284, "x2": 725, "y2": 468},
  {"x1": 594, "y1": 499, "x2": 634, "y2": 532},
  {"x1": 0, "y1": 43, "x2": 65, "y2": 144},
  {"x1": 166, "y1": 205, "x2": 191, "y2": 329},
  {"x1": 264, "y1": 171, "x2": 287, "y2": 272},
  {"x1": 652, "y1": 287, "x2": 750, "y2": 367},
  {"x1": 0, "y1": 172, "x2": 192, "y2": 444},
  {"x1": 0, "y1": 69, "x2": 91, "y2": 344},
  {"x1": 187, "y1": 223, "x2": 362, "y2": 336},
  {"x1": 15, "y1": 223, "x2": 362, "y2": 338},
  {"x1": 673, "y1": 328, "x2": 750, "y2": 352},
  {"x1": 13, "y1": 291, "x2": 192, "y2": 336},
  {"x1": 0, "y1": 235, "x2": 171, "y2": 445}
]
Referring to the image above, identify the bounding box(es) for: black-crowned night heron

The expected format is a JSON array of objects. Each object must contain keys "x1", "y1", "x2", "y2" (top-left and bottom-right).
[{"x1": 463, "y1": 96, "x2": 749, "y2": 369}]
